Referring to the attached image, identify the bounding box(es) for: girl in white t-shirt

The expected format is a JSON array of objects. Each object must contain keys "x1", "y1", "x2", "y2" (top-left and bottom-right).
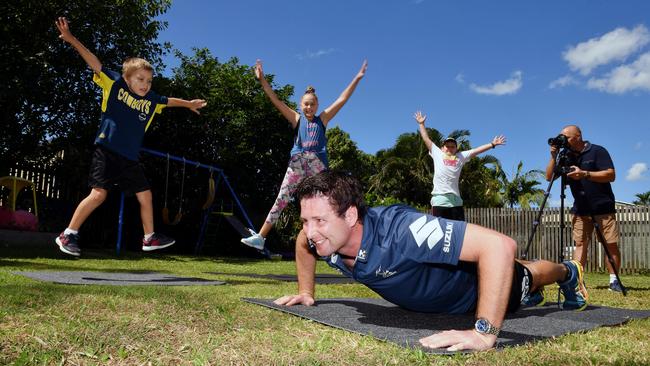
[{"x1": 414, "y1": 110, "x2": 506, "y2": 220}]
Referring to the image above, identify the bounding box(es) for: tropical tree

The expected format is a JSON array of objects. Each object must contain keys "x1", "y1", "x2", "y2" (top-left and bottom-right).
[
  {"x1": 633, "y1": 191, "x2": 650, "y2": 206},
  {"x1": 459, "y1": 154, "x2": 503, "y2": 208},
  {"x1": 497, "y1": 161, "x2": 545, "y2": 208},
  {"x1": 368, "y1": 131, "x2": 435, "y2": 208},
  {"x1": 326, "y1": 126, "x2": 375, "y2": 186}
]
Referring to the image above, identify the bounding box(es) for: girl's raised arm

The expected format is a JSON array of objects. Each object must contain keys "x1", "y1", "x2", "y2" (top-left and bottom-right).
[
  {"x1": 255, "y1": 59, "x2": 300, "y2": 128},
  {"x1": 414, "y1": 111, "x2": 433, "y2": 151}
]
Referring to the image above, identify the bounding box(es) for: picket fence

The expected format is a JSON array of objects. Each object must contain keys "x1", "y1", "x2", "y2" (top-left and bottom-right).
[{"x1": 465, "y1": 206, "x2": 650, "y2": 274}]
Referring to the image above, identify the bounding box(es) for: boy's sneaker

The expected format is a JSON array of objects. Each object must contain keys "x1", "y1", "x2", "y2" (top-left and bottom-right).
[
  {"x1": 609, "y1": 279, "x2": 623, "y2": 293},
  {"x1": 55, "y1": 232, "x2": 81, "y2": 257},
  {"x1": 241, "y1": 229, "x2": 265, "y2": 250},
  {"x1": 559, "y1": 260, "x2": 589, "y2": 311},
  {"x1": 522, "y1": 287, "x2": 546, "y2": 307},
  {"x1": 142, "y1": 233, "x2": 175, "y2": 252}
]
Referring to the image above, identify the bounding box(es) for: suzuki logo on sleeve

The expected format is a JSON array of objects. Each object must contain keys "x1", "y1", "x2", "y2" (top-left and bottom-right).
[{"x1": 408, "y1": 215, "x2": 443, "y2": 250}]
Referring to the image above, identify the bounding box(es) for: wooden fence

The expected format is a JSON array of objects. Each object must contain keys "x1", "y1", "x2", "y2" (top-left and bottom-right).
[{"x1": 466, "y1": 207, "x2": 650, "y2": 274}]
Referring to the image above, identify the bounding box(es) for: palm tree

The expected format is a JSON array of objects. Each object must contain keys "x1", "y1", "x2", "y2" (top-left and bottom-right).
[
  {"x1": 497, "y1": 161, "x2": 545, "y2": 208},
  {"x1": 633, "y1": 191, "x2": 650, "y2": 206}
]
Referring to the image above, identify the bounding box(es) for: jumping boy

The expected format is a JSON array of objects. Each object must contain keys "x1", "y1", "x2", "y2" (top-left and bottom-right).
[{"x1": 54, "y1": 17, "x2": 207, "y2": 256}]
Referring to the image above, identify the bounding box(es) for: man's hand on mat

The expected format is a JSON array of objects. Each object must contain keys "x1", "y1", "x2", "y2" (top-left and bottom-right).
[
  {"x1": 419, "y1": 329, "x2": 496, "y2": 351},
  {"x1": 274, "y1": 293, "x2": 315, "y2": 306}
]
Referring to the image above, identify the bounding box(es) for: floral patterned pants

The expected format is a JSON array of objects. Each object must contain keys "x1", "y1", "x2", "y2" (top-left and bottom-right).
[{"x1": 265, "y1": 152, "x2": 326, "y2": 225}]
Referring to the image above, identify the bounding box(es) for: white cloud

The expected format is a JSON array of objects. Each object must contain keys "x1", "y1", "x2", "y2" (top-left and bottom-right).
[
  {"x1": 296, "y1": 48, "x2": 336, "y2": 60},
  {"x1": 549, "y1": 75, "x2": 578, "y2": 89},
  {"x1": 455, "y1": 73, "x2": 465, "y2": 84},
  {"x1": 626, "y1": 162, "x2": 648, "y2": 181},
  {"x1": 635, "y1": 142, "x2": 643, "y2": 150},
  {"x1": 469, "y1": 71, "x2": 523, "y2": 95},
  {"x1": 563, "y1": 25, "x2": 650, "y2": 75},
  {"x1": 586, "y1": 52, "x2": 650, "y2": 93}
]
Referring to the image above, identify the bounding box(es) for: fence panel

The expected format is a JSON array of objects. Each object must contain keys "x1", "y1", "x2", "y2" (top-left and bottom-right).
[{"x1": 466, "y1": 206, "x2": 650, "y2": 274}]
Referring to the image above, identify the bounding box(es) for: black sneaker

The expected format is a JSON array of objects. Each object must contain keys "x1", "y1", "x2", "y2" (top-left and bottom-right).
[
  {"x1": 142, "y1": 233, "x2": 175, "y2": 252},
  {"x1": 609, "y1": 280, "x2": 623, "y2": 293},
  {"x1": 55, "y1": 232, "x2": 81, "y2": 257}
]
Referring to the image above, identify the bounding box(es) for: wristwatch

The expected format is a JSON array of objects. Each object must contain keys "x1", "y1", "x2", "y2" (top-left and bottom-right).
[{"x1": 475, "y1": 318, "x2": 500, "y2": 337}]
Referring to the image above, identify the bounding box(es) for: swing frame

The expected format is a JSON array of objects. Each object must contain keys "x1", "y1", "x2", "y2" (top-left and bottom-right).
[{"x1": 115, "y1": 148, "x2": 255, "y2": 256}]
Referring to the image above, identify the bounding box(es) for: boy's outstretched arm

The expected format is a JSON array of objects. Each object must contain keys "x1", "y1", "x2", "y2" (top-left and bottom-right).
[
  {"x1": 55, "y1": 17, "x2": 102, "y2": 75},
  {"x1": 320, "y1": 60, "x2": 367, "y2": 126},
  {"x1": 167, "y1": 98, "x2": 208, "y2": 114}
]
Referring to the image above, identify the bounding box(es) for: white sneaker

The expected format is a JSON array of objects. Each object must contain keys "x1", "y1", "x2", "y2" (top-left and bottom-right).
[{"x1": 241, "y1": 231, "x2": 265, "y2": 250}]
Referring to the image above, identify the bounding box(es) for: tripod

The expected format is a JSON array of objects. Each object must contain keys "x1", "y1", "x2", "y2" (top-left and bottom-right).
[{"x1": 522, "y1": 149, "x2": 627, "y2": 298}]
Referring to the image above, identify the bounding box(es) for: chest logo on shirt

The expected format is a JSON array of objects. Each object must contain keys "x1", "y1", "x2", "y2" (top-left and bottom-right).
[
  {"x1": 375, "y1": 265, "x2": 397, "y2": 278},
  {"x1": 443, "y1": 155, "x2": 459, "y2": 167},
  {"x1": 409, "y1": 215, "x2": 444, "y2": 250},
  {"x1": 117, "y1": 88, "x2": 152, "y2": 115}
]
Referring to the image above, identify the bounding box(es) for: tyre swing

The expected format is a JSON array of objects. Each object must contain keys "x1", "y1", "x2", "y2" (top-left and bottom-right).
[{"x1": 162, "y1": 154, "x2": 186, "y2": 225}]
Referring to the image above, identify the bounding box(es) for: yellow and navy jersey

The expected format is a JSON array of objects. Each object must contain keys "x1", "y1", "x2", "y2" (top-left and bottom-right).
[{"x1": 92, "y1": 68, "x2": 168, "y2": 161}]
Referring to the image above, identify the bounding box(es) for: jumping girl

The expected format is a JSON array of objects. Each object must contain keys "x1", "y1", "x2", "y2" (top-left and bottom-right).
[{"x1": 241, "y1": 59, "x2": 367, "y2": 250}]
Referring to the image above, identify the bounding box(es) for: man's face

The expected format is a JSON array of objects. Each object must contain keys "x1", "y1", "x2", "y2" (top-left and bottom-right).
[
  {"x1": 561, "y1": 127, "x2": 583, "y2": 151},
  {"x1": 124, "y1": 69, "x2": 153, "y2": 97},
  {"x1": 300, "y1": 194, "x2": 354, "y2": 257}
]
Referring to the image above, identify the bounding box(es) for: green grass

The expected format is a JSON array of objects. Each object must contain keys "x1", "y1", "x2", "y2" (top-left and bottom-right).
[{"x1": 1, "y1": 246, "x2": 649, "y2": 365}]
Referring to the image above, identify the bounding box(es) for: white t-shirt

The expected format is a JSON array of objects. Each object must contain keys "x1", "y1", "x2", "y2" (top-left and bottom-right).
[{"x1": 429, "y1": 145, "x2": 475, "y2": 198}]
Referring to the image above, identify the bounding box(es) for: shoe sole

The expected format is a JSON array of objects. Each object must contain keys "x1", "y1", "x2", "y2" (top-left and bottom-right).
[
  {"x1": 55, "y1": 237, "x2": 81, "y2": 257},
  {"x1": 142, "y1": 240, "x2": 176, "y2": 252}
]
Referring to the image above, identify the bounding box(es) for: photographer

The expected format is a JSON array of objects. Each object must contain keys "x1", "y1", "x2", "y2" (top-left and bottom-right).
[{"x1": 544, "y1": 125, "x2": 622, "y2": 292}]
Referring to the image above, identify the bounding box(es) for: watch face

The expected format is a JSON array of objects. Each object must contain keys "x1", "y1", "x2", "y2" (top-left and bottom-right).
[{"x1": 476, "y1": 319, "x2": 489, "y2": 333}]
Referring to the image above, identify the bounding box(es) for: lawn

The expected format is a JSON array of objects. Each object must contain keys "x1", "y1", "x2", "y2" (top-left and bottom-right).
[{"x1": 1, "y1": 245, "x2": 649, "y2": 366}]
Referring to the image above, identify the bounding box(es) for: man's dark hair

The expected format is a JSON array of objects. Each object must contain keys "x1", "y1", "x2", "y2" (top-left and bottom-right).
[{"x1": 294, "y1": 171, "x2": 367, "y2": 220}]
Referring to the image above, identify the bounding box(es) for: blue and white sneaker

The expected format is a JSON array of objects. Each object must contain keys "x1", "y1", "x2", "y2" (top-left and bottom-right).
[
  {"x1": 522, "y1": 287, "x2": 546, "y2": 307},
  {"x1": 241, "y1": 229, "x2": 265, "y2": 250},
  {"x1": 559, "y1": 260, "x2": 589, "y2": 311}
]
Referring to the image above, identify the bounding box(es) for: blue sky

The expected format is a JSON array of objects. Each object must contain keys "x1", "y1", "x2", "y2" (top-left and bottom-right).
[{"x1": 157, "y1": 0, "x2": 650, "y2": 205}]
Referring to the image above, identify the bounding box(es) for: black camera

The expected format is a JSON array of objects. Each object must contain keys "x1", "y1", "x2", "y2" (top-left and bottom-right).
[{"x1": 548, "y1": 134, "x2": 569, "y2": 148}]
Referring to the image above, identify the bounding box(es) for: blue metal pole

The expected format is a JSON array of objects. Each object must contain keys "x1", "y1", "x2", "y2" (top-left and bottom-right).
[
  {"x1": 220, "y1": 173, "x2": 254, "y2": 229},
  {"x1": 194, "y1": 175, "x2": 222, "y2": 254},
  {"x1": 140, "y1": 148, "x2": 223, "y2": 173},
  {"x1": 117, "y1": 192, "x2": 125, "y2": 255}
]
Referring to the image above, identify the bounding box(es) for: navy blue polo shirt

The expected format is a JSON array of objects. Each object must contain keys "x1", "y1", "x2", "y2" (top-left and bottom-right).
[
  {"x1": 567, "y1": 142, "x2": 616, "y2": 215},
  {"x1": 325, "y1": 205, "x2": 477, "y2": 314},
  {"x1": 93, "y1": 68, "x2": 168, "y2": 161}
]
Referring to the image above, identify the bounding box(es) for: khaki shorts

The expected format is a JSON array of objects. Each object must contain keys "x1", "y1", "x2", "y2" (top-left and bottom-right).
[{"x1": 572, "y1": 213, "x2": 619, "y2": 244}]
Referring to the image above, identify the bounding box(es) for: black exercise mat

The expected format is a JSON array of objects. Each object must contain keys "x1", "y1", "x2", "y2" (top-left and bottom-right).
[
  {"x1": 206, "y1": 272, "x2": 354, "y2": 284},
  {"x1": 243, "y1": 297, "x2": 650, "y2": 354},
  {"x1": 13, "y1": 271, "x2": 226, "y2": 286}
]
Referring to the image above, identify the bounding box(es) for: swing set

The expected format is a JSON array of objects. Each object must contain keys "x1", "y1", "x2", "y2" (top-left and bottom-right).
[{"x1": 114, "y1": 148, "x2": 270, "y2": 257}]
